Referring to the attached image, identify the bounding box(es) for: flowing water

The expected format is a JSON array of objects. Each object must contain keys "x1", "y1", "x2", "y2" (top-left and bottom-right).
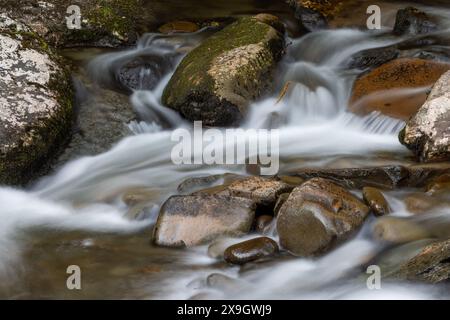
[{"x1": 1, "y1": 1, "x2": 450, "y2": 299}]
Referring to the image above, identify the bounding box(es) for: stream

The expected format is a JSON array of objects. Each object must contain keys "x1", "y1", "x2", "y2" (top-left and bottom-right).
[{"x1": 1, "y1": 0, "x2": 450, "y2": 299}]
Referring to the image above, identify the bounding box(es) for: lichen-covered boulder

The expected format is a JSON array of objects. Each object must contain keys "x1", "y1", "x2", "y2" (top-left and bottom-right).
[
  {"x1": 349, "y1": 58, "x2": 450, "y2": 120},
  {"x1": 0, "y1": 19, "x2": 73, "y2": 185},
  {"x1": 277, "y1": 178, "x2": 369, "y2": 256},
  {"x1": 153, "y1": 195, "x2": 255, "y2": 247},
  {"x1": 162, "y1": 15, "x2": 285, "y2": 126},
  {"x1": 400, "y1": 70, "x2": 450, "y2": 162}
]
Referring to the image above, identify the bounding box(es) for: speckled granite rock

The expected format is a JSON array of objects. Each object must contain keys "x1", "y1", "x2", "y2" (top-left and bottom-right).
[
  {"x1": 0, "y1": 17, "x2": 73, "y2": 184},
  {"x1": 400, "y1": 70, "x2": 450, "y2": 162}
]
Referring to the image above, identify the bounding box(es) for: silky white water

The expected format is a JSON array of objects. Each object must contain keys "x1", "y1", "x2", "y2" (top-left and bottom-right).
[{"x1": 1, "y1": 4, "x2": 450, "y2": 299}]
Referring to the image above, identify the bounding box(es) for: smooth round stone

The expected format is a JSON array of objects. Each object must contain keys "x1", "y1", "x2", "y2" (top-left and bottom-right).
[
  {"x1": 224, "y1": 237, "x2": 278, "y2": 265},
  {"x1": 362, "y1": 186, "x2": 390, "y2": 217}
]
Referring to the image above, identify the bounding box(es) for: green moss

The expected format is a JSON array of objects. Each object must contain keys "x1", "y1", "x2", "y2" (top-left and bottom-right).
[
  {"x1": 87, "y1": 0, "x2": 139, "y2": 40},
  {"x1": 59, "y1": 0, "x2": 140, "y2": 47},
  {"x1": 162, "y1": 17, "x2": 278, "y2": 107}
]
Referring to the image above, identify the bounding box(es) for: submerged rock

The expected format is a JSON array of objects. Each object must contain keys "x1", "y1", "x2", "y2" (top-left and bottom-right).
[
  {"x1": 362, "y1": 187, "x2": 390, "y2": 217},
  {"x1": 372, "y1": 217, "x2": 431, "y2": 244},
  {"x1": 0, "y1": 20, "x2": 73, "y2": 184},
  {"x1": 400, "y1": 70, "x2": 450, "y2": 162},
  {"x1": 404, "y1": 192, "x2": 450, "y2": 214},
  {"x1": 277, "y1": 178, "x2": 369, "y2": 256},
  {"x1": 153, "y1": 195, "x2": 255, "y2": 247},
  {"x1": 393, "y1": 7, "x2": 438, "y2": 36},
  {"x1": 392, "y1": 239, "x2": 450, "y2": 283},
  {"x1": 350, "y1": 58, "x2": 450, "y2": 120},
  {"x1": 162, "y1": 15, "x2": 285, "y2": 126},
  {"x1": 426, "y1": 173, "x2": 450, "y2": 195},
  {"x1": 224, "y1": 237, "x2": 278, "y2": 265},
  {"x1": 117, "y1": 55, "x2": 173, "y2": 92},
  {"x1": 347, "y1": 45, "x2": 400, "y2": 71}
]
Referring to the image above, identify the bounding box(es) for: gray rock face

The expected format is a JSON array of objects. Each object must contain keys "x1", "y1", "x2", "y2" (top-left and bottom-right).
[
  {"x1": 277, "y1": 178, "x2": 369, "y2": 256},
  {"x1": 153, "y1": 195, "x2": 256, "y2": 247},
  {"x1": 0, "y1": 18, "x2": 73, "y2": 184},
  {"x1": 400, "y1": 71, "x2": 450, "y2": 162}
]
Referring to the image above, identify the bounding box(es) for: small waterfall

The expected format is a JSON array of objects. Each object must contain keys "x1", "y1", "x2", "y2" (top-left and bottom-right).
[{"x1": 2, "y1": 3, "x2": 450, "y2": 299}]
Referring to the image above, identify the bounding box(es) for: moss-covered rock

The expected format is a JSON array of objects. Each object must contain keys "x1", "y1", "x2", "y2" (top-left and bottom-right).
[
  {"x1": 0, "y1": 17, "x2": 74, "y2": 185},
  {"x1": 1, "y1": 0, "x2": 141, "y2": 48},
  {"x1": 162, "y1": 15, "x2": 285, "y2": 126}
]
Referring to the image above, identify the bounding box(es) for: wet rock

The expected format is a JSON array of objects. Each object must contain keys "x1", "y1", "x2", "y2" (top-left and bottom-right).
[
  {"x1": 224, "y1": 237, "x2": 278, "y2": 265},
  {"x1": 153, "y1": 195, "x2": 255, "y2": 247},
  {"x1": 277, "y1": 178, "x2": 369, "y2": 256},
  {"x1": 0, "y1": 20, "x2": 74, "y2": 184},
  {"x1": 177, "y1": 174, "x2": 241, "y2": 194},
  {"x1": 158, "y1": 21, "x2": 199, "y2": 34},
  {"x1": 207, "y1": 237, "x2": 241, "y2": 259},
  {"x1": 350, "y1": 58, "x2": 450, "y2": 120},
  {"x1": 362, "y1": 187, "x2": 390, "y2": 217},
  {"x1": 288, "y1": 1, "x2": 328, "y2": 32},
  {"x1": 162, "y1": 15, "x2": 285, "y2": 126},
  {"x1": 122, "y1": 188, "x2": 159, "y2": 206},
  {"x1": 373, "y1": 239, "x2": 436, "y2": 278},
  {"x1": 393, "y1": 7, "x2": 438, "y2": 36},
  {"x1": 347, "y1": 45, "x2": 400, "y2": 71},
  {"x1": 426, "y1": 173, "x2": 450, "y2": 194},
  {"x1": 372, "y1": 217, "x2": 431, "y2": 244},
  {"x1": 206, "y1": 273, "x2": 240, "y2": 291},
  {"x1": 290, "y1": 166, "x2": 410, "y2": 189},
  {"x1": 404, "y1": 192, "x2": 450, "y2": 214},
  {"x1": 273, "y1": 193, "x2": 290, "y2": 216},
  {"x1": 287, "y1": 0, "x2": 346, "y2": 22},
  {"x1": 406, "y1": 164, "x2": 450, "y2": 188},
  {"x1": 392, "y1": 239, "x2": 450, "y2": 283},
  {"x1": 400, "y1": 70, "x2": 450, "y2": 162},
  {"x1": 224, "y1": 176, "x2": 293, "y2": 209},
  {"x1": 255, "y1": 215, "x2": 273, "y2": 233},
  {"x1": 117, "y1": 55, "x2": 173, "y2": 92},
  {"x1": 2, "y1": 0, "x2": 140, "y2": 48}
]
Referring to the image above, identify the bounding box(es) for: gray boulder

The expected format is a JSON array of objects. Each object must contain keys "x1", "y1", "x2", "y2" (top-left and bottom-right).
[
  {"x1": 0, "y1": 18, "x2": 73, "y2": 184},
  {"x1": 153, "y1": 195, "x2": 255, "y2": 247},
  {"x1": 400, "y1": 70, "x2": 450, "y2": 162}
]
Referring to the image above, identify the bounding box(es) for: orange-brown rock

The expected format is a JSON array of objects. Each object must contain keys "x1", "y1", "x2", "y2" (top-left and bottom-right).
[
  {"x1": 349, "y1": 58, "x2": 450, "y2": 120},
  {"x1": 158, "y1": 21, "x2": 199, "y2": 34}
]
